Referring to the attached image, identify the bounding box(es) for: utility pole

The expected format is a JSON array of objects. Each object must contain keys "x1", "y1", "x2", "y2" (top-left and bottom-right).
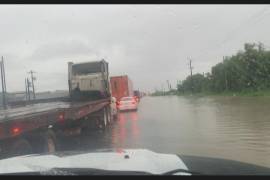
[
  {"x1": 25, "y1": 78, "x2": 31, "y2": 101},
  {"x1": 0, "y1": 56, "x2": 7, "y2": 109},
  {"x1": 25, "y1": 78, "x2": 28, "y2": 101},
  {"x1": 161, "y1": 83, "x2": 165, "y2": 95},
  {"x1": 28, "y1": 70, "x2": 36, "y2": 99},
  {"x1": 223, "y1": 56, "x2": 228, "y2": 91},
  {"x1": 166, "y1": 80, "x2": 171, "y2": 91},
  {"x1": 188, "y1": 57, "x2": 194, "y2": 93},
  {"x1": 27, "y1": 78, "x2": 31, "y2": 101}
]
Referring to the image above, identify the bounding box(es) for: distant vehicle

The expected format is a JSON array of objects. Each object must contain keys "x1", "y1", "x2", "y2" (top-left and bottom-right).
[
  {"x1": 110, "y1": 97, "x2": 117, "y2": 118},
  {"x1": 110, "y1": 75, "x2": 133, "y2": 102},
  {"x1": 133, "y1": 90, "x2": 141, "y2": 102},
  {"x1": 117, "y1": 96, "x2": 138, "y2": 111}
]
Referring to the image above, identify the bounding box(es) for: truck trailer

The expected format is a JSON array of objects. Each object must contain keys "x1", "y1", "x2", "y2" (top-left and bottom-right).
[{"x1": 110, "y1": 75, "x2": 133, "y2": 102}]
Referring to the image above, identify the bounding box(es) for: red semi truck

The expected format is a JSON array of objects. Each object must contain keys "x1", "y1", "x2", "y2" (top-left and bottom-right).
[
  {"x1": 0, "y1": 60, "x2": 113, "y2": 159},
  {"x1": 110, "y1": 75, "x2": 134, "y2": 102}
]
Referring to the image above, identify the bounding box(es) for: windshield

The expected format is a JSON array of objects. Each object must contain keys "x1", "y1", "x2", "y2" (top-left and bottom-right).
[{"x1": 0, "y1": 4, "x2": 270, "y2": 175}]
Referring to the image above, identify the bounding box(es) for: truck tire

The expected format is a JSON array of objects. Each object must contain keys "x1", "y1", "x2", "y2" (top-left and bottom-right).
[
  {"x1": 40, "y1": 130, "x2": 58, "y2": 153},
  {"x1": 98, "y1": 108, "x2": 108, "y2": 131},
  {"x1": 106, "y1": 106, "x2": 112, "y2": 125},
  {"x1": 30, "y1": 130, "x2": 58, "y2": 154},
  {"x1": 103, "y1": 108, "x2": 108, "y2": 128},
  {"x1": 10, "y1": 138, "x2": 33, "y2": 156}
]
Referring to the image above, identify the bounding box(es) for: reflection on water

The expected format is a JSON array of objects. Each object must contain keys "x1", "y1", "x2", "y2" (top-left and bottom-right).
[
  {"x1": 111, "y1": 111, "x2": 139, "y2": 149},
  {"x1": 62, "y1": 95, "x2": 270, "y2": 168},
  {"x1": 108, "y1": 96, "x2": 270, "y2": 168},
  {"x1": 64, "y1": 111, "x2": 141, "y2": 153}
]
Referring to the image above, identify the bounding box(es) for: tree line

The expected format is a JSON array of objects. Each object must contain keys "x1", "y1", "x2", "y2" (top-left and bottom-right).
[{"x1": 177, "y1": 43, "x2": 270, "y2": 94}]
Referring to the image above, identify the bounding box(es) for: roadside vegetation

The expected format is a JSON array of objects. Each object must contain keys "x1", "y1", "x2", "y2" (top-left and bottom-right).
[
  {"x1": 151, "y1": 89, "x2": 177, "y2": 96},
  {"x1": 152, "y1": 43, "x2": 270, "y2": 97}
]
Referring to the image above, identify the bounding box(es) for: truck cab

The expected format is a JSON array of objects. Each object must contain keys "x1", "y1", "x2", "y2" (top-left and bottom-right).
[{"x1": 68, "y1": 60, "x2": 111, "y2": 101}]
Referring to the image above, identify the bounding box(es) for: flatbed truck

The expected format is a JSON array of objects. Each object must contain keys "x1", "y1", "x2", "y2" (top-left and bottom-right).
[{"x1": 0, "y1": 60, "x2": 113, "y2": 158}]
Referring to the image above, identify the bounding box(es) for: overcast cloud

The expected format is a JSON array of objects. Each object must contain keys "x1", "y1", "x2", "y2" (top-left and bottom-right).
[{"x1": 0, "y1": 5, "x2": 270, "y2": 92}]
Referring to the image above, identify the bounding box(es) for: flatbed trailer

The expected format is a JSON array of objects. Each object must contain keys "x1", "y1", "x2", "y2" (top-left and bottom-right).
[{"x1": 0, "y1": 97, "x2": 112, "y2": 159}]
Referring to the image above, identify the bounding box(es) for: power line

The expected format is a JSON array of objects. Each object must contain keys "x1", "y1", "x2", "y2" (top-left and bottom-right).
[
  {"x1": 220, "y1": 5, "x2": 270, "y2": 45},
  {"x1": 218, "y1": 6, "x2": 270, "y2": 48},
  {"x1": 224, "y1": 9, "x2": 270, "y2": 48},
  {"x1": 193, "y1": 5, "x2": 270, "y2": 60}
]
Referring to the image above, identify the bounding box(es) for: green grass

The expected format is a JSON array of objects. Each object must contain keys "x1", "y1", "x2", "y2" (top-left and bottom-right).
[
  {"x1": 172, "y1": 89, "x2": 270, "y2": 98},
  {"x1": 231, "y1": 90, "x2": 270, "y2": 97}
]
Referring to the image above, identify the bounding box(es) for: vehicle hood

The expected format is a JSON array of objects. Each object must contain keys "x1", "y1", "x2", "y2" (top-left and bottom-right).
[{"x1": 0, "y1": 149, "x2": 189, "y2": 175}]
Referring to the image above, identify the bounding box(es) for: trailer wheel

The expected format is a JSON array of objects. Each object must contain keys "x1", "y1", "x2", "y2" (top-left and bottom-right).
[
  {"x1": 106, "y1": 106, "x2": 112, "y2": 125},
  {"x1": 98, "y1": 108, "x2": 108, "y2": 131},
  {"x1": 41, "y1": 130, "x2": 58, "y2": 153},
  {"x1": 103, "y1": 108, "x2": 108, "y2": 128},
  {"x1": 105, "y1": 106, "x2": 112, "y2": 126},
  {"x1": 31, "y1": 130, "x2": 58, "y2": 154},
  {"x1": 10, "y1": 138, "x2": 33, "y2": 156}
]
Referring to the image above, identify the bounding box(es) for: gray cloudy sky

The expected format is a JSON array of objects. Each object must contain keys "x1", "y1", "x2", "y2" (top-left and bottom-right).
[{"x1": 1, "y1": 5, "x2": 270, "y2": 93}]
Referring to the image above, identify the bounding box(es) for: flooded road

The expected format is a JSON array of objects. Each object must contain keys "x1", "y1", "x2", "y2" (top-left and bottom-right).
[{"x1": 65, "y1": 96, "x2": 270, "y2": 168}]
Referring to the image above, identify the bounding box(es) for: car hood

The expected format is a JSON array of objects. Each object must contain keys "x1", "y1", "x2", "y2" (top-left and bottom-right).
[{"x1": 0, "y1": 149, "x2": 189, "y2": 175}]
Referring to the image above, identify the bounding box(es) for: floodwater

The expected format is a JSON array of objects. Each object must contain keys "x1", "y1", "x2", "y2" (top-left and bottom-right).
[{"x1": 66, "y1": 96, "x2": 270, "y2": 168}]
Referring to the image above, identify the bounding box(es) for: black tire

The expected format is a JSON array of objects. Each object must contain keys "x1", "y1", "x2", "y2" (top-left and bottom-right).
[
  {"x1": 31, "y1": 130, "x2": 58, "y2": 154},
  {"x1": 106, "y1": 106, "x2": 112, "y2": 125},
  {"x1": 10, "y1": 138, "x2": 33, "y2": 156},
  {"x1": 41, "y1": 130, "x2": 58, "y2": 153},
  {"x1": 81, "y1": 117, "x2": 99, "y2": 135},
  {"x1": 99, "y1": 108, "x2": 108, "y2": 132},
  {"x1": 103, "y1": 108, "x2": 108, "y2": 129}
]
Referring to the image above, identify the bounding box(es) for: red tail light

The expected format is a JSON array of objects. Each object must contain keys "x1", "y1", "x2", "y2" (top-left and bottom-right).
[
  {"x1": 12, "y1": 127, "x2": 21, "y2": 136},
  {"x1": 58, "y1": 113, "x2": 65, "y2": 122},
  {"x1": 116, "y1": 101, "x2": 122, "y2": 108},
  {"x1": 133, "y1": 96, "x2": 139, "y2": 102}
]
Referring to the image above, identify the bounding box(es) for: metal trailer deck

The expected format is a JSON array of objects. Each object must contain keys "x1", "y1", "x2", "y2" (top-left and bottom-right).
[{"x1": 0, "y1": 98, "x2": 110, "y2": 140}]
